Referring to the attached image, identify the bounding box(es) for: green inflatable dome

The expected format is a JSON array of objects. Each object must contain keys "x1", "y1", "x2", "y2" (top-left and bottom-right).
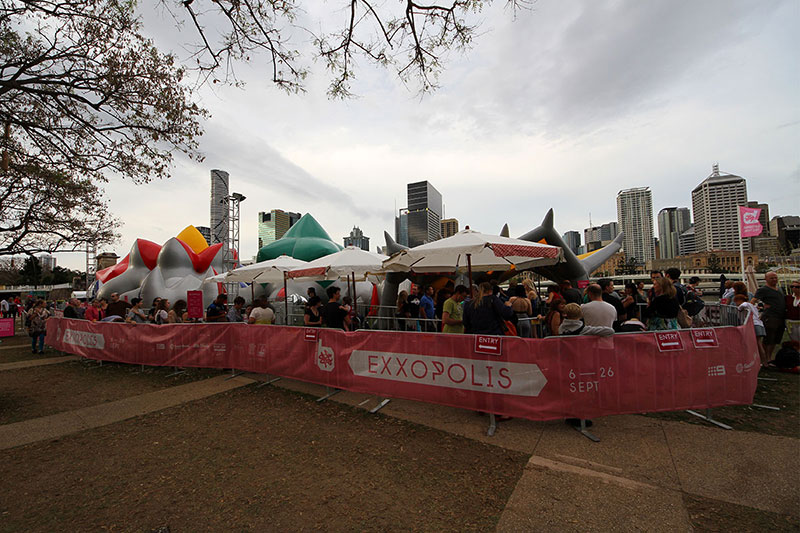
[{"x1": 256, "y1": 213, "x2": 343, "y2": 262}]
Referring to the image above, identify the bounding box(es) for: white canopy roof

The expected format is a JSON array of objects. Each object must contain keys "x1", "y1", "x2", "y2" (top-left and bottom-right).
[
  {"x1": 287, "y1": 246, "x2": 388, "y2": 281},
  {"x1": 381, "y1": 228, "x2": 563, "y2": 274}
]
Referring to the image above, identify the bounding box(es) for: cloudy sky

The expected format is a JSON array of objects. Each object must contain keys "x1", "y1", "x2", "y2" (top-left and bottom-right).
[{"x1": 56, "y1": 0, "x2": 799, "y2": 270}]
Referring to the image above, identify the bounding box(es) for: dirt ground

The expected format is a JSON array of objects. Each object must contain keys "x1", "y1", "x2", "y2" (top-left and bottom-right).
[
  {"x1": 647, "y1": 369, "x2": 799, "y2": 438},
  {"x1": 0, "y1": 384, "x2": 527, "y2": 532},
  {"x1": 0, "y1": 359, "x2": 220, "y2": 425}
]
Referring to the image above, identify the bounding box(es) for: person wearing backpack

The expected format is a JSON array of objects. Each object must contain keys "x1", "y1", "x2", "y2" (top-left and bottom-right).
[{"x1": 27, "y1": 300, "x2": 49, "y2": 354}]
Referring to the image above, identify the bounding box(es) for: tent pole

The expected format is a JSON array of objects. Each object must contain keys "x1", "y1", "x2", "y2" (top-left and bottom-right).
[
  {"x1": 467, "y1": 253, "x2": 473, "y2": 294},
  {"x1": 283, "y1": 272, "x2": 289, "y2": 326},
  {"x1": 351, "y1": 271, "x2": 357, "y2": 317}
]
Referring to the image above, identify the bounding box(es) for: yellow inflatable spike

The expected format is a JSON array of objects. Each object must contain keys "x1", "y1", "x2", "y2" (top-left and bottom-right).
[
  {"x1": 577, "y1": 250, "x2": 598, "y2": 260},
  {"x1": 176, "y1": 225, "x2": 209, "y2": 253}
]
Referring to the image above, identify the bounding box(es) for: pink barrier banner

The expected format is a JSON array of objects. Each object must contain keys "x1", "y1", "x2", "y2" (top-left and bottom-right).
[
  {"x1": 46, "y1": 318, "x2": 759, "y2": 421},
  {"x1": 0, "y1": 318, "x2": 14, "y2": 337}
]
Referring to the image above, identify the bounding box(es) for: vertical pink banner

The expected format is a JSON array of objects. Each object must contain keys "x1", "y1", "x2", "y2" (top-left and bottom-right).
[
  {"x1": 0, "y1": 318, "x2": 15, "y2": 337},
  {"x1": 739, "y1": 206, "x2": 763, "y2": 238},
  {"x1": 186, "y1": 290, "x2": 204, "y2": 319}
]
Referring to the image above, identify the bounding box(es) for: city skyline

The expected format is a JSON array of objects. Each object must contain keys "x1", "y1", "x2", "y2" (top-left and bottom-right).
[{"x1": 51, "y1": 0, "x2": 798, "y2": 270}]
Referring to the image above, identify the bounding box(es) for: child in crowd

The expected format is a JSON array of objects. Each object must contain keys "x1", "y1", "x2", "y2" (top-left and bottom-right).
[{"x1": 733, "y1": 294, "x2": 767, "y2": 367}]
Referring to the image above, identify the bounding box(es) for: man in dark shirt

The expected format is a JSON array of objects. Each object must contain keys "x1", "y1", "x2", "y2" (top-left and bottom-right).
[
  {"x1": 598, "y1": 278, "x2": 624, "y2": 329},
  {"x1": 754, "y1": 271, "x2": 786, "y2": 361},
  {"x1": 206, "y1": 294, "x2": 228, "y2": 322},
  {"x1": 560, "y1": 280, "x2": 583, "y2": 305},
  {"x1": 105, "y1": 292, "x2": 131, "y2": 320},
  {"x1": 322, "y1": 286, "x2": 348, "y2": 330},
  {"x1": 665, "y1": 268, "x2": 686, "y2": 306},
  {"x1": 63, "y1": 298, "x2": 81, "y2": 319}
]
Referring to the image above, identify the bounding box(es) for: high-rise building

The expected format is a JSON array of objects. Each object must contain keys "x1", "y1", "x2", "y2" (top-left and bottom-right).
[
  {"x1": 394, "y1": 208, "x2": 409, "y2": 247},
  {"x1": 258, "y1": 209, "x2": 301, "y2": 249},
  {"x1": 210, "y1": 170, "x2": 229, "y2": 261},
  {"x1": 195, "y1": 226, "x2": 212, "y2": 245},
  {"x1": 770, "y1": 215, "x2": 800, "y2": 253},
  {"x1": 691, "y1": 164, "x2": 748, "y2": 252},
  {"x1": 343, "y1": 226, "x2": 370, "y2": 251},
  {"x1": 441, "y1": 218, "x2": 459, "y2": 238},
  {"x1": 562, "y1": 231, "x2": 581, "y2": 255},
  {"x1": 746, "y1": 201, "x2": 769, "y2": 250},
  {"x1": 678, "y1": 225, "x2": 696, "y2": 256},
  {"x1": 617, "y1": 187, "x2": 655, "y2": 264},
  {"x1": 657, "y1": 207, "x2": 692, "y2": 260},
  {"x1": 406, "y1": 181, "x2": 442, "y2": 247},
  {"x1": 38, "y1": 254, "x2": 56, "y2": 271},
  {"x1": 583, "y1": 222, "x2": 618, "y2": 251}
]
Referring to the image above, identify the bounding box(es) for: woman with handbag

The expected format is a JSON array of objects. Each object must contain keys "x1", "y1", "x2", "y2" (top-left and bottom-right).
[
  {"x1": 28, "y1": 300, "x2": 49, "y2": 354},
  {"x1": 463, "y1": 282, "x2": 514, "y2": 335}
]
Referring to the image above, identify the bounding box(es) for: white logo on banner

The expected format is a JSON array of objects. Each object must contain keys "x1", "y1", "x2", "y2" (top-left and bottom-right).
[
  {"x1": 348, "y1": 350, "x2": 547, "y2": 397},
  {"x1": 316, "y1": 339, "x2": 335, "y2": 372},
  {"x1": 62, "y1": 329, "x2": 105, "y2": 350},
  {"x1": 736, "y1": 353, "x2": 759, "y2": 374},
  {"x1": 707, "y1": 365, "x2": 726, "y2": 377}
]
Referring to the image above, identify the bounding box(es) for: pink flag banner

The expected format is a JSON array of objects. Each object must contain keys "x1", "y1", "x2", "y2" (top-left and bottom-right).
[
  {"x1": 739, "y1": 206, "x2": 763, "y2": 238},
  {"x1": 46, "y1": 318, "x2": 760, "y2": 421}
]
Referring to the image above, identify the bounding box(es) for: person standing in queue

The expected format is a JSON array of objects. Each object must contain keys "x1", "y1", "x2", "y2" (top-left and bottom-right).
[
  {"x1": 321, "y1": 286, "x2": 348, "y2": 330},
  {"x1": 463, "y1": 282, "x2": 514, "y2": 335},
  {"x1": 248, "y1": 298, "x2": 275, "y2": 324},
  {"x1": 206, "y1": 294, "x2": 228, "y2": 322},
  {"x1": 442, "y1": 285, "x2": 468, "y2": 334},
  {"x1": 304, "y1": 296, "x2": 323, "y2": 326}
]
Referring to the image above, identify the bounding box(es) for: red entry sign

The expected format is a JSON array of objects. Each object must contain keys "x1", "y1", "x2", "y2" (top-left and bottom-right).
[
  {"x1": 655, "y1": 331, "x2": 684, "y2": 352},
  {"x1": 474, "y1": 335, "x2": 502, "y2": 356},
  {"x1": 691, "y1": 328, "x2": 719, "y2": 349},
  {"x1": 186, "y1": 291, "x2": 204, "y2": 319},
  {"x1": 304, "y1": 328, "x2": 319, "y2": 342},
  {"x1": 577, "y1": 280, "x2": 590, "y2": 289}
]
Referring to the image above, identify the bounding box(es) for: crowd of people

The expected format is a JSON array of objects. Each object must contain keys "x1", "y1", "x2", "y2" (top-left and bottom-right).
[{"x1": 8, "y1": 270, "x2": 800, "y2": 369}]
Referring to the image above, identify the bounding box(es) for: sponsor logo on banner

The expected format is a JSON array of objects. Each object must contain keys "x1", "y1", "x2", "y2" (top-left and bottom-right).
[
  {"x1": 315, "y1": 338, "x2": 335, "y2": 372},
  {"x1": 736, "y1": 353, "x2": 759, "y2": 374},
  {"x1": 62, "y1": 328, "x2": 105, "y2": 349},
  {"x1": 708, "y1": 365, "x2": 726, "y2": 377},
  {"x1": 474, "y1": 335, "x2": 502, "y2": 356},
  {"x1": 655, "y1": 331, "x2": 684, "y2": 352},
  {"x1": 691, "y1": 329, "x2": 719, "y2": 348},
  {"x1": 348, "y1": 350, "x2": 548, "y2": 397}
]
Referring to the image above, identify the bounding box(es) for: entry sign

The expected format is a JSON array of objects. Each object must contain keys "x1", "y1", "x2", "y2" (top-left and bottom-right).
[
  {"x1": 474, "y1": 335, "x2": 502, "y2": 356},
  {"x1": 186, "y1": 290, "x2": 204, "y2": 319},
  {"x1": 691, "y1": 328, "x2": 719, "y2": 349},
  {"x1": 655, "y1": 331, "x2": 684, "y2": 352},
  {"x1": 577, "y1": 280, "x2": 590, "y2": 289},
  {"x1": 304, "y1": 328, "x2": 318, "y2": 342}
]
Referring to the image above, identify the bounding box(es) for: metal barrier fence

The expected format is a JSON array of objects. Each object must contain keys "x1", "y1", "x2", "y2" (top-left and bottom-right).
[{"x1": 271, "y1": 301, "x2": 746, "y2": 332}]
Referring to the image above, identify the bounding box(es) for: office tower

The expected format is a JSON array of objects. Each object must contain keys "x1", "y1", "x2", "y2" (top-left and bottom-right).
[
  {"x1": 691, "y1": 164, "x2": 748, "y2": 252},
  {"x1": 583, "y1": 222, "x2": 618, "y2": 252},
  {"x1": 599, "y1": 222, "x2": 619, "y2": 241},
  {"x1": 617, "y1": 187, "x2": 655, "y2": 264},
  {"x1": 210, "y1": 170, "x2": 229, "y2": 262},
  {"x1": 395, "y1": 208, "x2": 409, "y2": 247},
  {"x1": 678, "y1": 225, "x2": 696, "y2": 256},
  {"x1": 406, "y1": 181, "x2": 442, "y2": 247},
  {"x1": 38, "y1": 254, "x2": 56, "y2": 271},
  {"x1": 258, "y1": 209, "x2": 301, "y2": 249},
  {"x1": 562, "y1": 231, "x2": 581, "y2": 255},
  {"x1": 344, "y1": 227, "x2": 370, "y2": 251},
  {"x1": 441, "y1": 218, "x2": 459, "y2": 238},
  {"x1": 746, "y1": 201, "x2": 769, "y2": 250},
  {"x1": 770, "y1": 215, "x2": 800, "y2": 252},
  {"x1": 195, "y1": 226, "x2": 212, "y2": 245},
  {"x1": 657, "y1": 207, "x2": 692, "y2": 259}
]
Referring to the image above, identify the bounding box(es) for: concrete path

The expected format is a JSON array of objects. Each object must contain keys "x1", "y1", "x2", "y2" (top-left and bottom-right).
[
  {"x1": 266, "y1": 377, "x2": 800, "y2": 526},
  {"x1": 0, "y1": 374, "x2": 254, "y2": 450},
  {"x1": 0, "y1": 355, "x2": 78, "y2": 371}
]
